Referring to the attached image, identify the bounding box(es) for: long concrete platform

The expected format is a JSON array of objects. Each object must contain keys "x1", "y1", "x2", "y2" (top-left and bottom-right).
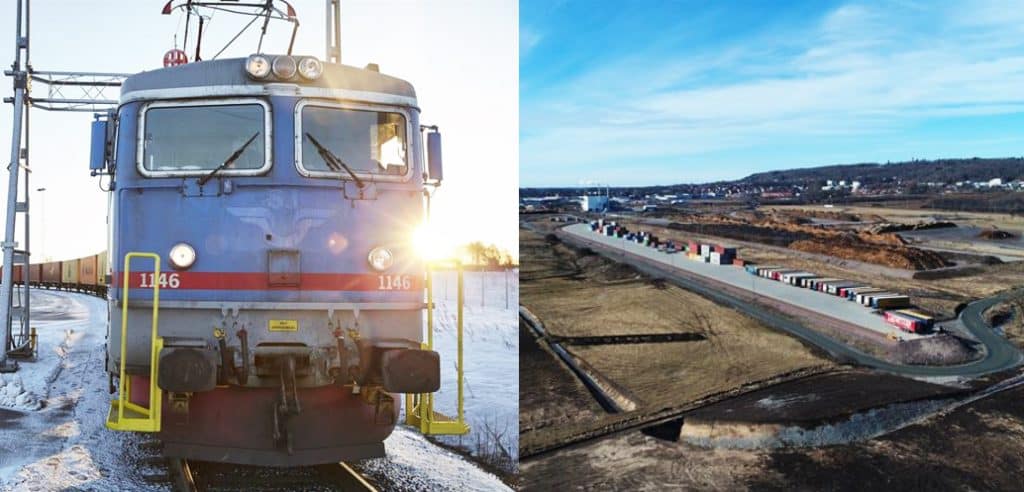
[{"x1": 564, "y1": 223, "x2": 924, "y2": 340}]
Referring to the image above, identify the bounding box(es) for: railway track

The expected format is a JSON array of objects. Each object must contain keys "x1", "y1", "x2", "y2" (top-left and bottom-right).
[{"x1": 166, "y1": 458, "x2": 378, "y2": 491}]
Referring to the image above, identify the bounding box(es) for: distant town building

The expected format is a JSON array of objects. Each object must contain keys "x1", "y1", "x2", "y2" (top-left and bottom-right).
[{"x1": 580, "y1": 194, "x2": 609, "y2": 212}]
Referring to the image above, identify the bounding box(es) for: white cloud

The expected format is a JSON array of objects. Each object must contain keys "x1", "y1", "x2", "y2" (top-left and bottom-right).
[
  {"x1": 520, "y1": 26, "x2": 543, "y2": 57},
  {"x1": 521, "y1": 2, "x2": 1024, "y2": 186}
]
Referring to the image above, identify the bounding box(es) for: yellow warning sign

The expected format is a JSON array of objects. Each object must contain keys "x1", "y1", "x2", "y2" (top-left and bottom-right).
[{"x1": 269, "y1": 319, "x2": 298, "y2": 332}]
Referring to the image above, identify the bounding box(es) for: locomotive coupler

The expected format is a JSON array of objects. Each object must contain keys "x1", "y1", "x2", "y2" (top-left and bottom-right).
[
  {"x1": 334, "y1": 327, "x2": 363, "y2": 387},
  {"x1": 272, "y1": 356, "x2": 302, "y2": 455},
  {"x1": 361, "y1": 386, "x2": 396, "y2": 426}
]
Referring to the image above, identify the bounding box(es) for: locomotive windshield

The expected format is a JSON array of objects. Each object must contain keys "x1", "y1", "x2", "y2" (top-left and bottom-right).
[
  {"x1": 299, "y1": 105, "x2": 408, "y2": 176},
  {"x1": 141, "y1": 102, "x2": 267, "y2": 174}
]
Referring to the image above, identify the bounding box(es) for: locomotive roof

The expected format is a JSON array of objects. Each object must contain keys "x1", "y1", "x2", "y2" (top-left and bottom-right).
[{"x1": 120, "y1": 56, "x2": 416, "y2": 102}]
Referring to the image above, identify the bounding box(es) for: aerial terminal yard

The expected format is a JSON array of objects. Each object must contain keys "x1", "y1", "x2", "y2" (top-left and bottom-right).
[{"x1": 520, "y1": 207, "x2": 1024, "y2": 490}]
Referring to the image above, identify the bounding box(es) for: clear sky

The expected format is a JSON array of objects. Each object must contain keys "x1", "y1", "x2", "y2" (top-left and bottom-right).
[
  {"x1": 0, "y1": 0, "x2": 517, "y2": 262},
  {"x1": 520, "y1": 0, "x2": 1024, "y2": 187}
]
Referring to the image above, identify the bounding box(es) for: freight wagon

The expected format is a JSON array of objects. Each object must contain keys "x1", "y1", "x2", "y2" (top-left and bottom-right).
[
  {"x1": 61, "y1": 258, "x2": 79, "y2": 285},
  {"x1": 41, "y1": 262, "x2": 61, "y2": 285}
]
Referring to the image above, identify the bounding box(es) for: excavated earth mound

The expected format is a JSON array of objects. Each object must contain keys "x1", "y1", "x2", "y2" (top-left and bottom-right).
[
  {"x1": 868, "y1": 221, "x2": 957, "y2": 234},
  {"x1": 789, "y1": 236, "x2": 950, "y2": 270},
  {"x1": 895, "y1": 334, "x2": 979, "y2": 366}
]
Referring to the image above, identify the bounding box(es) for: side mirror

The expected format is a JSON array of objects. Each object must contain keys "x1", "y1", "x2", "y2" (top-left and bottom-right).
[
  {"x1": 89, "y1": 116, "x2": 109, "y2": 171},
  {"x1": 426, "y1": 131, "x2": 443, "y2": 183}
]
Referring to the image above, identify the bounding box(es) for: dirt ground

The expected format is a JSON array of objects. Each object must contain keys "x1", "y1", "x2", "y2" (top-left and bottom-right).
[
  {"x1": 774, "y1": 203, "x2": 1024, "y2": 260},
  {"x1": 772, "y1": 203, "x2": 1024, "y2": 230},
  {"x1": 520, "y1": 382, "x2": 1024, "y2": 491},
  {"x1": 519, "y1": 320, "x2": 605, "y2": 437},
  {"x1": 681, "y1": 370, "x2": 965, "y2": 424}
]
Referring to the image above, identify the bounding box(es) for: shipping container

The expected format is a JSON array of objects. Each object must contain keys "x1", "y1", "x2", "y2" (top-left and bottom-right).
[
  {"x1": 2, "y1": 264, "x2": 25, "y2": 284},
  {"x1": 897, "y1": 309, "x2": 933, "y2": 323},
  {"x1": 895, "y1": 309, "x2": 934, "y2": 329},
  {"x1": 41, "y1": 261, "x2": 61, "y2": 284},
  {"x1": 62, "y1": 258, "x2": 80, "y2": 285},
  {"x1": 29, "y1": 264, "x2": 42, "y2": 283},
  {"x1": 79, "y1": 255, "x2": 98, "y2": 286},
  {"x1": 848, "y1": 287, "x2": 883, "y2": 300},
  {"x1": 827, "y1": 282, "x2": 860, "y2": 295},
  {"x1": 713, "y1": 245, "x2": 738, "y2": 257},
  {"x1": 858, "y1": 291, "x2": 890, "y2": 306},
  {"x1": 771, "y1": 269, "x2": 798, "y2": 281},
  {"x1": 98, "y1": 251, "x2": 109, "y2": 285},
  {"x1": 808, "y1": 278, "x2": 838, "y2": 290},
  {"x1": 875, "y1": 295, "x2": 911, "y2": 309},
  {"x1": 884, "y1": 311, "x2": 924, "y2": 333},
  {"x1": 781, "y1": 272, "x2": 815, "y2": 285}
]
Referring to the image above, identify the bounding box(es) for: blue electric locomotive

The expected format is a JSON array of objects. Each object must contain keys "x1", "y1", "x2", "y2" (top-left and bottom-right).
[{"x1": 92, "y1": 54, "x2": 445, "y2": 465}]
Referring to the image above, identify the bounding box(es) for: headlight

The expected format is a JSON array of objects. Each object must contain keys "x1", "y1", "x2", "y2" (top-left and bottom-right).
[
  {"x1": 169, "y1": 243, "x2": 197, "y2": 270},
  {"x1": 245, "y1": 55, "x2": 272, "y2": 79},
  {"x1": 297, "y1": 57, "x2": 323, "y2": 80},
  {"x1": 367, "y1": 247, "x2": 394, "y2": 271},
  {"x1": 272, "y1": 55, "x2": 297, "y2": 79}
]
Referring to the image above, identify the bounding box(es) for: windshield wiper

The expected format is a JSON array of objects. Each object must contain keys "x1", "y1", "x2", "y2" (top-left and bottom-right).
[
  {"x1": 304, "y1": 132, "x2": 366, "y2": 189},
  {"x1": 198, "y1": 132, "x2": 260, "y2": 186}
]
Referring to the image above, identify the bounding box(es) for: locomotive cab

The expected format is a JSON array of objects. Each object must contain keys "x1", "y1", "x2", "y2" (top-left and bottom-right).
[{"x1": 94, "y1": 55, "x2": 453, "y2": 465}]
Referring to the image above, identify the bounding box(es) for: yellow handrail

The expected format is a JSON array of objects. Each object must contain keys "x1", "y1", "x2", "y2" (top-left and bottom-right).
[
  {"x1": 405, "y1": 261, "x2": 469, "y2": 435},
  {"x1": 106, "y1": 252, "x2": 163, "y2": 432}
]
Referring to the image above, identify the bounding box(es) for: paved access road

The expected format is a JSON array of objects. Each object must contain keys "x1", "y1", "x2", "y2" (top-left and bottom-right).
[{"x1": 559, "y1": 224, "x2": 1023, "y2": 378}]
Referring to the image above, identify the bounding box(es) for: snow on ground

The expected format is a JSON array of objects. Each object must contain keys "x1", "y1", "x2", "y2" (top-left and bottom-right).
[
  {"x1": 363, "y1": 427, "x2": 511, "y2": 491},
  {"x1": 0, "y1": 289, "x2": 89, "y2": 411},
  {"x1": 0, "y1": 287, "x2": 515, "y2": 491},
  {"x1": 0, "y1": 290, "x2": 152, "y2": 491},
  {"x1": 426, "y1": 270, "x2": 519, "y2": 467}
]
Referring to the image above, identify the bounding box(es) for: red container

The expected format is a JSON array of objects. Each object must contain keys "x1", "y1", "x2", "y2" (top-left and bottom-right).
[
  {"x1": 42, "y1": 261, "x2": 61, "y2": 283},
  {"x1": 29, "y1": 264, "x2": 41, "y2": 283},
  {"x1": 884, "y1": 311, "x2": 922, "y2": 333}
]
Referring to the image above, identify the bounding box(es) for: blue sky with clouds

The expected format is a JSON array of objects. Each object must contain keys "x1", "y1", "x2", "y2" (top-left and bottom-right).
[{"x1": 520, "y1": 0, "x2": 1024, "y2": 187}]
